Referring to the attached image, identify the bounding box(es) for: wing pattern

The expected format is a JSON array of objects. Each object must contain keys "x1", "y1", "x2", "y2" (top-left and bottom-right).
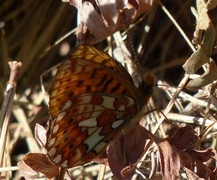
[{"x1": 46, "y1": 45, "x2": 148, "y2": 168}]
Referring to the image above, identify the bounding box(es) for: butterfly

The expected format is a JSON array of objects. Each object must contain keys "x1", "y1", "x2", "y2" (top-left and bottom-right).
[{"x1": 45, "y1": 45, "x2": 153, "y2": 168}]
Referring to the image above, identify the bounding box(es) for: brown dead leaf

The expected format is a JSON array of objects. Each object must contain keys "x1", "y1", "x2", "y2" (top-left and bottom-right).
[
  {"x1": 106, "y1": 125, "x2": 154, "y2": 179},
  {"x1": 95, "y1": 125, "x2": 217, "y2": 179},
  {"x1": 18, "y1": 159, "x2": 39, "y2": 180},
  {"x1": 18, "y1": 153, "x2": 60, "y2": 179},
  {"x1": 157, "y1": 126, "x2": 217, "y2": 179},
  {"x1": 183, "y1": 0, "x2": 216, "y2": 91},
  {"x1": 168, "y1": 126, "x2": 199, "y2": 150},
  {"x1": 157, "y1": 140, "x2": 181, "y2": 180},
  {"x1": 178, "y1": 149, "x2": 217, "y2": 179},
  {"x1": 65, "y1": 0, "x2": 155, "y2": 44}
]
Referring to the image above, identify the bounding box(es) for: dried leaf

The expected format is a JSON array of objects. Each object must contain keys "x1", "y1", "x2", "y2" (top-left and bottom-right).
[
  {"x1": 182, "y1": 47, "x2": 207, "y2": 74},
  {"x1": 66, "y1": 0, "x2": 155, "y2": 44},
  {"x1": 157, "y1": 127, "x2": 217, "y2": 179},
  {"x1": 186, "y1": 60, "x2": 217, "y2": 91},
  {"x1": 158, "y1": 140, "x2": 181, "y2": 180},
  {"x1": 179, "y1": 149, "x2": 217, "y2": 179},
  {"x1": 168, "y1": 126, "x2": 199, "y2": 150},
  {"x1": 18, "y1": 160, "x2": 39, "y2": 180},
  {"x1": 196, "y1": 0, "x2": 210, "y2": 30},
  {"x1": 19, "y1": 153, "x2": 60, "y2": 179},
  {"x1": 106, "y1": 125, "x2": 154, "y2": 179},
  {"x1": 183, "y1": 23, "x2": 216, "y2": 91},
  {"x1": 34, "y1": 123, "x2": 47, "y2": 147},
  {"x1": 184, "y1": 0, "x2": 216, "y2": 92}
]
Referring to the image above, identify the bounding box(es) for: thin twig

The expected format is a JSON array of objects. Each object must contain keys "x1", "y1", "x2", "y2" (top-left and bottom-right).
[{"x1": 0, "y1": 61, "x2": 22, "y2": 171}]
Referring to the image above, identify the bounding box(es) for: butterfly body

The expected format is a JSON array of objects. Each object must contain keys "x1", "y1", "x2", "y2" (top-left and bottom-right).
[{"x1": 45, "y1": 45, "x2": 152, "y2": 168}]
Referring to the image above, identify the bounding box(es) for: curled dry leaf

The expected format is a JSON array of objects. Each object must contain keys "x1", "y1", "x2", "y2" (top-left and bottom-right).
[
  {"x1": 196, "y1": 0, "x2": 210, "y2": 30},
  {"x1": 18, "y1": 159, "x2": 39, "y2": 180},
  {"x1": 18, "y1": 153, "x2": 60, "y2": 179},
  {"x1": 157, "y1": 140, "x2": 181, "y2": 180},
  {"x1": 182, "y1": 47, "x2": 207, "y2": 74},
  {"x1": 167, "y1": 126, "x2": 199, "y2": 150},
  {"x1": 19, "y1": 123, "x2": 217, "y2": 179},
  {"x1": 178, "y1": 149, "x2": 217, "y2": 179},
  {"x1": 18, "y1": 124, "x2": 60, "y2": 179},
  {"x1": 183, "y1": 1, "x2": 216, "y2": 91},
  {"x1": 157, "y1": 126, "x2": 217, "y2": 180},
  {"x1": 105, "y1": 125, "x2": 154, "y2": 180},
  {"x1": 95, "y1": 125, "x2": 217, "y2": 179},
  {"x1": 34, "y1": 123, "x2": 47, "y2": 147},
  {"x1": 105, "y1": 125, "x2": 217, "y2": 179},
  {"x1": 65, "y1": 0, "x2": 155, "y2": 44},
  {"x1": 186, "y1": 60, "x2": 217, "y2": 91}
]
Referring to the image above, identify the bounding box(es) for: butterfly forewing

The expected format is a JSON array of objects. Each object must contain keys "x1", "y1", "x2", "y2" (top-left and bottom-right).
[
  {"x1": 72, "y1": 45, "x2": 134, "y2": 82},
  {"x1": 46, "y1": 45, "x2": 148, "y2": 168}
]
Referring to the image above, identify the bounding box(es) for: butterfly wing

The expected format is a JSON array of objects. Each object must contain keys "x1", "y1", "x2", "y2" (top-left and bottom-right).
[
  {"x1": 71, "y1": 45, "x2": 134, "y2": 83},
  {"x1": 46, "y1": 93, "x2": 136, "y2": 167},
  {"x1": 46, "y1": 45, "x2": 146, "y2": 168},
  {"x1": 49, "y1": 45, "x2": 144, "y2": 120}
]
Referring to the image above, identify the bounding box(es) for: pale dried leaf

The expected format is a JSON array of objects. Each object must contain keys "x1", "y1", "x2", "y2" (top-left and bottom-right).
[
  {"x1": 34, "y1": 123, "x2": 47, "y2": 147},
  {"x1": 20, "y1": 153, "x2": 60, "y2": 179},
  {"x1": 67, "y1": 0, "x2": 155, "y2": 43}
]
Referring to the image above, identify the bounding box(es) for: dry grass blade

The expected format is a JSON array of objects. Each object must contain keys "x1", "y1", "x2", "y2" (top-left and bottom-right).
[{"x1": 0, "y1": 61, "x2": 22, "y2": 177}]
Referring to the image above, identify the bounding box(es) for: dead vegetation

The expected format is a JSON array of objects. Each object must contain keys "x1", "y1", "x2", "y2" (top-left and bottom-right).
[{"x1": 0, "y1": 0, "x2": 217, "y2": 179}]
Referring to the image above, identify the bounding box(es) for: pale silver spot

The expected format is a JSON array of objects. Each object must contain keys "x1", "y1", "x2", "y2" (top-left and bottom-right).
[
  {"x1": 76, "y1": 105, "x2": 85, "y2": 114},
  {"x1": 51, "y1": 90, "x2": 58, "y2": 96},
  {"x1": 53, "y1": 81, "x2": 61, "y2": 88},
  {"x1": 56, "y1": 111, "x2": 66, "y2": 122},
  {"x1": 127, "y1": 97, "x2": 135, "y2": 107},
  {"x1": 94, "y1": 105, "x2": 104, "y2": 111},
  {"x1": 84, "y1": 127, "x2": 104, "y2": 153},
  {"x1": 52, "y1": 124, "x2": 60, "y2": 134},
  {"x1": 94, "y1": 141, "x2": 107, "y2": 153},
  {"x1": 61, "y1": 101, "x2": 72, "y2": 111},
  {"x1": 56, "y1": 71, "x2": 66, "y2": 79},
  {"x1": 81, "y1": 127, "x2": 86, "y2": 132},
  {"x1": 76, "y1": 104, "x2": 93, "y2": 114},
  {"x1": 62, "y1": 160, "x2": 68, "y2": 167},
  {"x1": 111, "y1": 119, "x2": 124, "y2": 129},
  {"x1": 47, "y1": 138, "x2": 56, "y2": 148},
  {"x1": 78, "y1": 117, "x2": 97, "y2": 127},
  {"x1": 48, "y1": 147, "x2": 57, "y2": 157},
  {"x1": 60, "y1": 62, "x2": 71, "y2": 71},
  {"x1": 90, "y1": 110, "x2": 102, "y2": 118},
  {"x1": 87, "y1": 127, "x2": 98, "y2": 135},
  {"x1": 117, "y1": 105, "x2": 125, "y2": 111},
  {"x1": 53, "y1": 154, "x2": 62, "y2": 164},
  {"x1": 101, "y1": 96, "x2": 115, "y2": 109}
]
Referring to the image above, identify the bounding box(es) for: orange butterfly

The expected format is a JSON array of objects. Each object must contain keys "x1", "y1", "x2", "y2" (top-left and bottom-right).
[{"x1": 45, "y1": 45, "x2": 153, "y2": 168}]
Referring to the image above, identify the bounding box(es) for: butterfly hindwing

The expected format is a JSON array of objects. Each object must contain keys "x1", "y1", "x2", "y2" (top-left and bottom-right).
[{"x1": 46, "y1": 93, "x2": 136, "y2": 167}]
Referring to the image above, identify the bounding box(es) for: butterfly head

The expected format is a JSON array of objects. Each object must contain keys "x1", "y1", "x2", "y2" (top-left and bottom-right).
[{"x1": 139, "y1": 74, "x2": 155, "y2": 97}]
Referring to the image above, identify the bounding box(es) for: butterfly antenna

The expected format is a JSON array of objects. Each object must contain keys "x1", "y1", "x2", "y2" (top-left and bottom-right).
[
  {"x1": 127, "y1": 32, "x2": 155, "y2": 96},
  {"x1": 126, "y1": 31, "x2": 146, "y2": 83}
]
